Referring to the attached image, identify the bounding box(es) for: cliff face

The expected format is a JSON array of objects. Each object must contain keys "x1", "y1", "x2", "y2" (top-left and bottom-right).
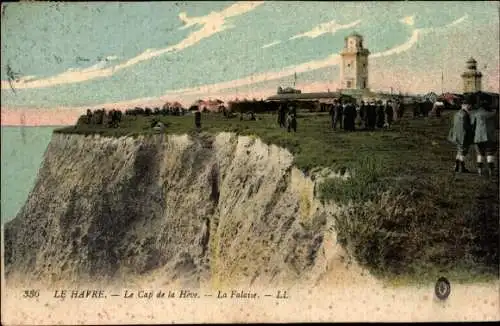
[{"x1": 4, "y1": 132, "x2": 352, "y2": 288}]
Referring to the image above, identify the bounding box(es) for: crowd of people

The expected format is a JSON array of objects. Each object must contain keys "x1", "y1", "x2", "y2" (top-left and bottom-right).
[
  {"x1": 327, "y1": 99, "x2": 404, "y2": 131},
  {"x1": 448, "y1": 93, "x2": 498, "y2": 177}
]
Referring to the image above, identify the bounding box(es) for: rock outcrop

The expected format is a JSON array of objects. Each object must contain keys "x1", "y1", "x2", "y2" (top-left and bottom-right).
[{"x1": 4, "y1": 132, "x2": 353, "y2": 288}]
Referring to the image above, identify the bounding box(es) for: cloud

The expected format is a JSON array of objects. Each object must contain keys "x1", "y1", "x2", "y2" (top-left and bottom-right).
[
  {"x1": 399, "y1": 15, "x2": 415, "y2": 26},
  {"x1": 448, "y1": 14, "x2": 468, "y2": 27},
  {"x1": 166, "y1": 54, "x2": 343, "y2": 96},
  {"x1": 262, "y1": 40, "x2": 282, "y2": 49},
  {"x1": 164, "y1": 15, "x2": 469, "y2": 97},
  {"x1": 370, "y1": 29, "x2": 421, "y2": 59},
  {"x1": 289, "y1": 19, "x2": 361, "y2": 40},
  {"x1": 0, "y1": 1, "x2": 264, "y2": 90}
]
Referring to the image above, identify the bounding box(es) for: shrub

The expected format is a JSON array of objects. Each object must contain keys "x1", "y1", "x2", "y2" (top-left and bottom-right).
[{"x1": 317, "y1": 154, "x2": 388, "y2": 204}]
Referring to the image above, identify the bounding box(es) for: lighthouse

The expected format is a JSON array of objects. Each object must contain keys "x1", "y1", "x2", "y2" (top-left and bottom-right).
[
  {"x1": 461, "y1": 57, "x2": 482, "y2": 93},
  {"x1": 339, "y1": 32, "x2": 370, "y2": 94}
]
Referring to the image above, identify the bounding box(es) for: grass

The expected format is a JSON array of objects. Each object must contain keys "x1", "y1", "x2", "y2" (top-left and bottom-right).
[{"x1": 55, "y1": 110, "x2": 499, "y2": 284}]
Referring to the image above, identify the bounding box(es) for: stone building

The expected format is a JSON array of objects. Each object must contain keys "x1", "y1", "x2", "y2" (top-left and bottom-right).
[
  {"x1": 461, "y1": 57, "x2": 482, "y2": 93},
  {"x1": 339, "y1": 32, "x2": 371, "y2": 97}
]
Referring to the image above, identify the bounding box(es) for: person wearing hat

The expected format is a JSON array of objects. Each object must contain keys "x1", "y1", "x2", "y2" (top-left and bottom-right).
[
  {"x1": 471, "y1": 95, "x2": 497, "y2": 176},
  {"x1": 448, "y1": 95, "x2": 475, "y2": 173},
  {"x1": 286, "y1": 111, "x2": 297, "y2": 132},
  {"x1": 384, "y1": 100, "x2": 394, "y2": 128},
  {"x1": 366, "y1": 100, "x2": 377, "y2": 130},
  {"x1": 358, "y1": 100, "x2": 367, "y2": 128},
  {"x1": 376, "y1": 100, "x2": 385, "y2": 128},
  {"x1": 194, "y1": 106, "x2": 202, "y2": 129},
  {"x1": 343, "y1": 100, "x2": 356, "y2": 131},
  {"x1": 277, "y1": 104, "x2": 285, "y2": 127},
  {"x1": 332, "y1": 99, "x2": 343, "y2": 129},
  {"x1": 413, "y1": 100, "x2": 420, "y2": 118},
  {"x1": 329, "y1": 100, "x2": 336, "y2": 129}
]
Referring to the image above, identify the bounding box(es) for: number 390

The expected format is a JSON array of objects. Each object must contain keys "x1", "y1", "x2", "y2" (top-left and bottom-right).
[{"x1": 23, "y1": 290, "x2": 40, "y2": 298}]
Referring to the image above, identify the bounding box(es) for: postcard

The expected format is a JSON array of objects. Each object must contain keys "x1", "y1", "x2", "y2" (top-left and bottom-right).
[{"x1": 1, "y1": 1, "x2": 499, "y2": 324}]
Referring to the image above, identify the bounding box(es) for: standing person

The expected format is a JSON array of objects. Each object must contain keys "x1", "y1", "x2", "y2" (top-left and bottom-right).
[
  {"x1": 286, "y1": 112, "x2": 293, "y2": 132},
  {"x1": 194, "y1": 107, "x2": 202, "y2": 129},
  {"x1": 471, "y1": 97, "x2": 497, "y2": 176},
  {"x1": 290, "y1": 113, "x2": 297, "y2": 132},
  {"x1": 423, "y1": 99, "x2": 432, "y2": 117},
  {"x1": 332, "y1": 100, "x2": 343, "y2": 129},
  {"x1": 359, "y1": 101, "x2": 367, "y2": 129},
  {"x1": 343, "y1": 101, "x2": 350, "y2": 131},
  {"x1": 447, "y1": 96, "x2": 475, "y2": 173},
  {"x1": 346, "y1": 102, "x2": 357, "y2": 131},
  {"x1": 277, "y1": 104, "x2": 284, "y2": 127},
  {"x1": 376, "y1": 100, "x2": 385, "y2": 128},
  {"x1": 329, "y1": 102, "x2": 336, "y2": 129},
  {"x1": 397, "y1": 99, "x2": 405, "y2": 119},
  {"x1": 413, "y1": 100, "x2": 420, "y2": 118},
  {"x1": 366, "y1": 101, "x2": 377, "y2": 130},
  {"x1": 355, "y1": 102, "x2": 362, "y2": 129},
  {"x1": 391, "y1": 99, "x2": 399, "y2": 121},
  {"x1": 280, "y1": 104, "x2": 288, "y2": 128},
  {"x1": 385, "y1": 100, "x2": 394, "y2": 128}
]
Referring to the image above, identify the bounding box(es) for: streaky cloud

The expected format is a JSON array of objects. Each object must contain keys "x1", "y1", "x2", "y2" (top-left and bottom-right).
[
  {"x1": 0, "y1": 1, "x2": 264, "y2": 90},
  {"x1": 289, "y1": 19, "x2": 361, "y2": 40},
  {"x1": 448, "y1": 14, "x2": 468, "y2": 27},
  {"x1": 164, "y1": 15, "x2": 468, "y2": 97},
  {"x1": 262, "y1": 40, "x2": 282, "y2": 49}
]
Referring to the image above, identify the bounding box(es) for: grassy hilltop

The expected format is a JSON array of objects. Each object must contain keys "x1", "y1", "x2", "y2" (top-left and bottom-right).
[{"x1": 55, "y1": 109, "x2": 499, "y2": 284}]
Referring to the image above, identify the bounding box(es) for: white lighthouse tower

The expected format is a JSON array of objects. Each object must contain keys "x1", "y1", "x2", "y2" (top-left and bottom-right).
[{"x1": 339, "y1": 32, "x2": 370, "y2": 96}]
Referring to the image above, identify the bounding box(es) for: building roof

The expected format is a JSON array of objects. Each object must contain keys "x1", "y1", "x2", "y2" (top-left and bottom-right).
[{"x1": 266, "y1": 92, "x2": 351, "y2": 101}]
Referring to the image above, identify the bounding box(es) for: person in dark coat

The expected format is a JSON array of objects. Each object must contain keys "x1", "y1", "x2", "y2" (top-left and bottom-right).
[
  {"x1": 332, "y1": 100, "x2": 343, "y2": 129},
  {"x1": 343, "y1": 102, "x2": 356, "y2": 131},
  {"x1": 471, "y1": 97, "x2": 498, "y2": 176},
  {"x1": 422, "y1": 99, "x2": 432, "y2": 117},
  {"x1": 385, "y1": 100, "x2": 394, "y2": 127},
  {"x1": 396, "y1": 100, "x2": 404, "y2": 119},
  {"x1": 279, "y1": 104, "x2": 287, "y2": 128},
  {"x1": 413, "y1": 101, "x2": 420, "y2": 118},
  {"x1": 194, "y1": 108, "x2": 202, "y2": 129},
  {"x1": 366, "y1": 101, "x2": 377, "y2": 130},
  {"x1": 329, "y1": 102, "x2": 335, "y2": 129},
  {"x1": 286, "y1": 112, "x2": 297, "y2": 132},
  {"x1": 376, "y1": 101, "x2": 385, "y2": 128},
  {"x1": 447, "y1": 96, "x2": 475, "y2": 173},
  {"x1": 359, "y1": 101, "x2": 366, "y2": 127},
  {"x1": 291, "y1": 113, "x2": 297, "y2": 132}
]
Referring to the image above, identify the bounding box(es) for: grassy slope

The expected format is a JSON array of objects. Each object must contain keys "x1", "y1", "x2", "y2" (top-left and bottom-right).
[{"x1": 55, "y1": 110, "x2": 499, "y2": 284}]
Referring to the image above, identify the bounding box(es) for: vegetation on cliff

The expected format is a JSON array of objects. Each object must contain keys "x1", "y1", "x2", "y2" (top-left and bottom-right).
[{"x1": 54, "y1": 110, "x2": 499, "y2": 283}]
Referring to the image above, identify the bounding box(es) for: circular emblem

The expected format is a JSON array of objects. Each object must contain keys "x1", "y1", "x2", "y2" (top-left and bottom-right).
[{"x1": 434, "y1": 277, "x2": 451, "y2": 300}]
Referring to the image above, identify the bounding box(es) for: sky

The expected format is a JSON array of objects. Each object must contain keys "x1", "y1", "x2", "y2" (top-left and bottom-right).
[{"x1": 1, "y1": 1, "x2": 499, "y2": 125}]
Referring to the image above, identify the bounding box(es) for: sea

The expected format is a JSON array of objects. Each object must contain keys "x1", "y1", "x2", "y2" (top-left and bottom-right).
[{"x1": 1, "y1": 126, "x2": 57, "y2": 225}]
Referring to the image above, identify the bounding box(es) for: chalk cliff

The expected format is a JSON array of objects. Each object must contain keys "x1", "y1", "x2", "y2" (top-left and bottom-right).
[{"x1": 4, "y1": 132, "x2": 356, "y2": 288}]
